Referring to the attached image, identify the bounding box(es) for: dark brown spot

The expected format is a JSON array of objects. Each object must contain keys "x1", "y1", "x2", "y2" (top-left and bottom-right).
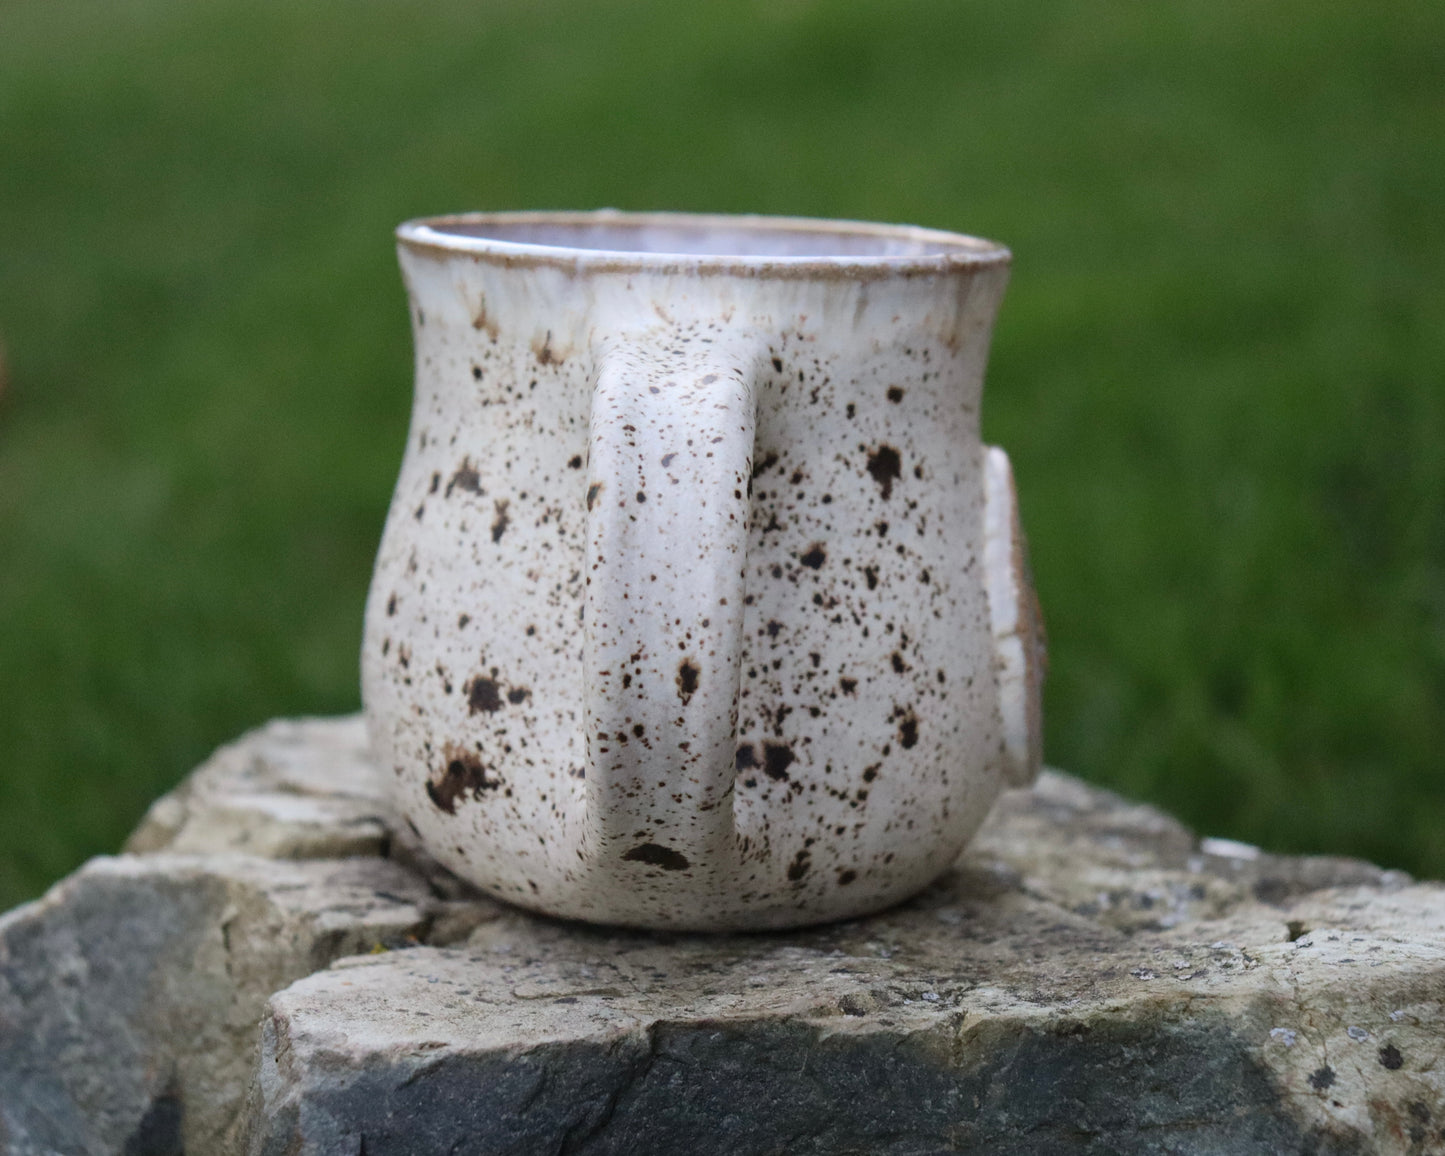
[
  {"x1": 677, "y1": 658, "x2": 700, "y2": 704},
  {"x1": 752, "y1": 451, "x2": 779, "y2": 480},
  {"x1": 845, "y1": 402, "x2": 856, "y2": 419},
  {"x1": 622, "y1": 843, "x2": 690, "y2": 871},
  {"x1": 507, "y1": 686, "x2": 530, "y2": 705},
  {"x1": 465, "y1": 676, "x2": 504, "y2": 714},
  {"x1": 568, "y1": 454, "x2": 584, "y2": 469},
  {"x1": 862, "y1": 764, "x2": 880, "y2": 782},
  {"x1": 1378, "y1": 1044, "x2": 1404, "y2": 1070},
  {"x1": 762, "y1": 742, "x2": 794, "y2": 781},
  {"x1": 866, "y1": 444, "x2": 902, "y2": 499},
  {"x1": 1308, "y1": 1066, "x2": 1335, "y2": 1091},
  {"x1": 446, "y1": 458, "x2": 482, "y2": 498},
  {"x1": 586, "y1": 482, "x2": 602, "y2": 510},
  {"x1": 840, "y1": 677, "x2": 858, "y2": 695},
  {"x1": 771, "y1": 357, "x2": 784, "y2": 373},
  {"x1": 429, "y1": 472, "x2": 441, "y2": 493},
  {"x1": 787, "y1": 848, "x2": 811, "y2": 881},
  {"x1": 886, "y1": 386, "x2": 904, "y2": 403},
  {"x1": 458, "y1": 613, "x2": 471, "y2": 628},
  {"x1": 898, "y1": 710, "x2": 918, "y2": 749},
  {"x1": 766, "y1": 620, "x2": 784, "y2": 638},
  {"x1": 891, "y1": 651, "x2": 910, "y2": 674},
  {"x1": 799, "y1": 543, "x2": 827, "y2": 569},
  {"x1": 661, "y1": 452, "x2": 677, "y2": 467},
  {"x1": 426, "y1": 747, "x2": 501, "y2": 814},
  {"x1": 837, "y1": 869, "x2": 857, "y2": 885},
  {"x1": 863, "y1": 566, "x2": 879, "y2": 591},
  {"x1": 532, "y1": 330, "x2": 561, "y2": 365},
  {"x1": 491, "y1": 499, "x2": 511, "y2": 543},
  {"x1": 386, "y1": 593, "x2": 397, "y2": 616},
  {"x1": 736, "y1": 744, "x2": 758, "y2": 771},
  {"x1": 635, "y1": 490, "x2": 646, "y2": 503},
  {"x1": 471, "y1": 365, "x2": 482, "y2": 380},
  {"x1": 1286, "y1": 920, "x2": 1310, "y2": 942}
]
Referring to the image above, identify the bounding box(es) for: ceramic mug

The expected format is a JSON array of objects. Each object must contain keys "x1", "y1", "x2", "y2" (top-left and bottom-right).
[{"x1": 362, "y1": 211, "x2": 1044, "y2": 931}]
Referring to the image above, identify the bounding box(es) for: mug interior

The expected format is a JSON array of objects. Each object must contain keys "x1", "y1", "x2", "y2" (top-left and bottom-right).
[{"x1": 408, "y1": 212, "x2": 1006, "y2": 264}]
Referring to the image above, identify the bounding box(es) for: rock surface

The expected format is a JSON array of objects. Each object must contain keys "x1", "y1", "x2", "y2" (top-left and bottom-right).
[{"x1": 2, "y1": 716, "x2": 1443, "y2": 1155}]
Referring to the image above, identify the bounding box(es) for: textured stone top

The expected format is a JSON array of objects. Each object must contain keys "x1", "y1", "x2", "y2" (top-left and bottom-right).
[{"x1": 2, "y1": 716, "x2": 1442, "y2": 1155}]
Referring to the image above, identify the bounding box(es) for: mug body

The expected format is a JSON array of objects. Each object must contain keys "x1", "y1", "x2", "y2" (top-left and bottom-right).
[{"x1": 362, "y1": 212, "x2": 1042, "y2": 930}]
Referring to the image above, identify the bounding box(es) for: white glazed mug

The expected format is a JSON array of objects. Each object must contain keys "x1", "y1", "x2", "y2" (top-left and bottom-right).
[{"x1": 362, "y1": 211, "x2": 1044, "y2": 931}]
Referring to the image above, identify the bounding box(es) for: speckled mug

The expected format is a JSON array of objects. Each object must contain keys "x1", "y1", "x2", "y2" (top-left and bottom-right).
[{"x1": 362, "y1": 211, "x2": 1044, "y2": 931}]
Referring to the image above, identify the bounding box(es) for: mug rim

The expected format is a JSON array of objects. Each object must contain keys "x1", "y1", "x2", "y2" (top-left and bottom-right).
[{"x1": 395, "y1": 210, "x2": 1010, "y2": 278}]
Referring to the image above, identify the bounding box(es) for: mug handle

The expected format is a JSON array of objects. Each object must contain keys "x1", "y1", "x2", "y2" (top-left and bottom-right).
[
  {"x1": 983, "y1": 445, "x2": 1047, "y2": 786},
  {"x1": 582, "y1": 334, "x2": 758, "y2": 869}
]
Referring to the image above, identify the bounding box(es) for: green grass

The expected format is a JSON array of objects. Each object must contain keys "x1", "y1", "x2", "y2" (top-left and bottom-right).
[{"x1": 1, "y1": 0, "x2": 1441, "y2": 910}]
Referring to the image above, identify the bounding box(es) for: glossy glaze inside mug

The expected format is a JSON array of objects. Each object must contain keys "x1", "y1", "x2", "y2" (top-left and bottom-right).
[{"x1": 362, "y1": 211, "x2": 1044, "y2": 931}]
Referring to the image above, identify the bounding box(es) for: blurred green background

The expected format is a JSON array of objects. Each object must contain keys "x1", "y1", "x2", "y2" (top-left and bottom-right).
[{"x1": 1, "y1": 0, "x2": 1441, "y2": 911}]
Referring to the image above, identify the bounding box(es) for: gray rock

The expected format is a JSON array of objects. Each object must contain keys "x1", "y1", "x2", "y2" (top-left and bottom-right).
[
  {"x1": 0, "y1": 854, "x2": 437, "y2": 1156},
  {"x1": 124, "y1": 716, "x2": 391, "y2": 860},
  {"x1": 239, "y1": 772, "x2": 1445, "y2": 1156},
  {"x1": 3, "y1": 716, "x2": 1443, "y2": 1155}
]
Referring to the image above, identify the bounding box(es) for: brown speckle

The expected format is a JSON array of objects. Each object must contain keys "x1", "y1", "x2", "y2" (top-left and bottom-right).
[
  {"x1": 891, "y1": 651, "x2": 910, "y2": 674},
  {"x1": 840, "y1": 677, "x2": 858, "y2": 695},
  {"x1": 863, "y1": 566, "x2": 879, "y2": 591},
  {"x1": 471, "y1": 299, "x2": 497, "y2": 337},
  {"x1": 799, "y1": 543, "x2": 827, "y2": 569},
  {"x1": 491, "y1": 499, "x2": 511, "y2": 543},
  {"x1": 837, "y1": 869, "x2": 857, "y2": 885},
  {"x1": 661, "y1": 452, "x2": 678, "y2": 467},
  {"x1": 447, "y1": 458, "x2": 482, "y2": 497},
  {"x1": 587, "y1": 482, "x2": 603, "y2": 510},
  {"x1": 622, "y1": 843, "x2": 690, "y2": 871},
  {"x1": 787, "y1": 847, "x2": 811, "y2": 881},
  {"x1": 677, "y1": 658, "x2": 700, "y2": 704},
  {"x1": 465, "y1": 676, "x2": 504, "y2": 715},
  {"x1": 458, "y1": 614, "x2": 471, "y2": 628},
  {"x1": 386, "y1": 593, "x2": 398, "y2": 616},
  {"x1": 886, "y1": 386, "x2": 904, "y2": 403},
  {"x1": 866, "y1": 445, "x2": 902, "y2": 499},
  {"x1": 507, "y1": 686, "x2": 531, "y2": 705},
  {"x1": 426, "y1": 747, "x2": 501, "y2": 814},
  {"x1": 898, "y1": 709, "x2": 918, "y2": 749},
  {"x1": 771, "y1": 357, "x2": 784, "y2": 373},
  {"x1": 762, "y1": 742, "x2": 794, "y2": 781},
  {"x1": 532, "y1": 330, "x2": 562, "y2": 365},
  {"x1": 568, "y1": 455, "x2": 584, "y2": 469}
]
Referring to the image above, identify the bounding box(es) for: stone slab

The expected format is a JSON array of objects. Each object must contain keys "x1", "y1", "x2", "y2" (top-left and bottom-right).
[
  {"x1": 239, "y1": 771, "x2": 1445, "y2": 1155},
  {"x1": 2, "y1": 716, "x2": 1442, "y2": 1155}
]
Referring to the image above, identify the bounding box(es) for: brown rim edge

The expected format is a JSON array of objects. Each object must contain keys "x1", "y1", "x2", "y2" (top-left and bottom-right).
[{"x1": 395, "y1": 210, "x2": 1012, "y2": 280}]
